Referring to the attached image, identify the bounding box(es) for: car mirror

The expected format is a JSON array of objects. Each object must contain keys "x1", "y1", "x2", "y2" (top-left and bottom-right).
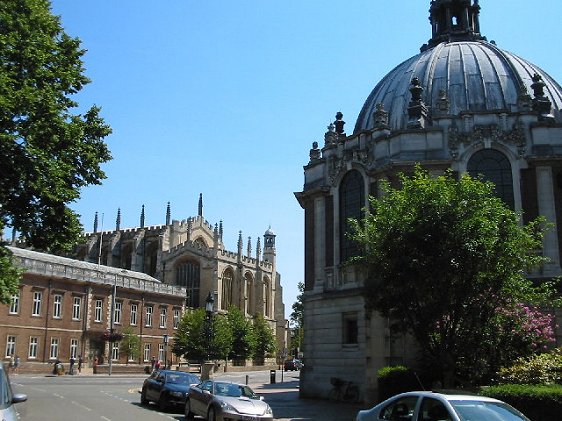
[
  {"x1": 259, "y1": 396, "x2": 264, "y2": 401},
  {"x1": 203, "y1": 390, "x2": 211, "y2": 395},
  {"x1": 13, "y1": 394, "x2": 27, "y2": 404}
]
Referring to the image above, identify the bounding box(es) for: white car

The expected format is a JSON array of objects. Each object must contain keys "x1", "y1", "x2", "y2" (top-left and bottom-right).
[
  {"x1": 355, "y1": 391, "x2": 530, "y2": 421},
  {"x1": 0, "y1": 363, "x2": 27, "y2": 421}
]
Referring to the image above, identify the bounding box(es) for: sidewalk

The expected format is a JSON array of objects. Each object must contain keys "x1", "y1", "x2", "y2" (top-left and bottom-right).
[{"x1": 253, "y1": 380, "x2": 364, "y2": 421}]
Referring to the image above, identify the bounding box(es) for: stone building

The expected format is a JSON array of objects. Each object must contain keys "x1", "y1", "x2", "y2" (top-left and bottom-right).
[
  {"x1": 296, "y1": 0, "x2": 562, "y2": 403},
  {"x1": 75, "y1": 195, "x2": 287, "y2": 357}
]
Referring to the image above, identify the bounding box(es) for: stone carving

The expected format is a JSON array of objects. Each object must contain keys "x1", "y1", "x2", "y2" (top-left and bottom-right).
[
  {"x1": 324, "y1": 122, "x2": 338, "y2": 146},
  {"x1": 373, "y1": 103, "x2": 389, "y2": 129},
  {"x1": 309, "y1": 141, "x2": 321, "y2": 161},
  {"x1": 448, "y1": 124, "x2": 527, "y2": 160},
  {"x1": 334, "y1": 111, "x2": 346, "y2": 135}
]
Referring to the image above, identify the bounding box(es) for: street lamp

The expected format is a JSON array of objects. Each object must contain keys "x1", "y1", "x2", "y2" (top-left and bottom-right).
[
  {"x1": 205, "y1": 292, "x2": 214, "y2": 361},
  {"x1": 163, "y1": 334, "x2": 169, "y2": 370}
]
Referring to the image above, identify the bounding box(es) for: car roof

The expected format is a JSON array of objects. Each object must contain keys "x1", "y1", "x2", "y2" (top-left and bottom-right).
[{"x1": 393, "y1": 391, "x2": 502, "y2": 403}]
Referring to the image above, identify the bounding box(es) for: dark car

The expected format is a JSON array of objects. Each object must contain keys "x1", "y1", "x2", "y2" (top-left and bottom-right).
[
  {"x1": 0, "y1": 363, "x2": 27, "y2": 421},
  {"x1": 185, "y1": 380, "x2": 273, "y2": 421},
  {"x1": 140, "y1": 369, "x2": 200, "y2": 411},
  {"x1": 284, "y1": 359, "x2": 303, "y2": 371}
]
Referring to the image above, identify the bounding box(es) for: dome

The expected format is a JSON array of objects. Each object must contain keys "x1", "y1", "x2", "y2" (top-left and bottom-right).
[
  {"x1": 354, "y1": 1, "x2": 562, "y2": 133},
  {"x1": 264, "y1": 227, "x2": 275, "y2": 236}
]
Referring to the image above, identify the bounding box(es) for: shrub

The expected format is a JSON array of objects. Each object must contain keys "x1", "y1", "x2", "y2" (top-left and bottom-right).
[
  {"x1": 497, "y1": 348, "x2": 562, "y2": 385},
  {"x1": 481, "y1": 384, "x2": 562, "y2": 421},
  {"x1": 377, "y1": 365, "x2": 423, "y2": 402}
]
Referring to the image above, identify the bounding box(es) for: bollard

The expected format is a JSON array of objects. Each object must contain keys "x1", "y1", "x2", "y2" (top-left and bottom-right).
[
  {"x1": 270, "y1": 369, "x2": 276, "y2": 384},
  {"x1": 245, "y1": 374, "x2": 249, "y2": 385}
]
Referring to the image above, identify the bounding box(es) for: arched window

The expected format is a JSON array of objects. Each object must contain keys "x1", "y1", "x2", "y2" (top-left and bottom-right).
[
  {"x1": 339, "y1": 170, "x2": 365, "y2": 263},
  {"x1": 467, "y1": 149, "x2": 514, "y2": 209},
  {"x1": 221, "y1": 268, "x2": 234, "y2": 310},
  {"x1": 245, "y1": 273, "x2": 253, "y2": 315},
  {"x1": 176, "y1": 260, "x2": 200, "y2": 308},
  {"x1": 264, "y1": 276, "x2": 271, "y2": 318}
]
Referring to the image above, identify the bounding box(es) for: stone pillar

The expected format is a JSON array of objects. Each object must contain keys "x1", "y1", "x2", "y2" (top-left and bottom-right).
[
  {"x1": 536, "y1": 166, "x2": 561, "y2": 274},
  {"x1": 313, "y1": 196, "x2": 326, "y2": 291}
]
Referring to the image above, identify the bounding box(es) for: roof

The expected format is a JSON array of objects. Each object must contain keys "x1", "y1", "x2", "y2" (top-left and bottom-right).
[{"x1": 354, "y1": 40, "x2": 562, "y2": 132}]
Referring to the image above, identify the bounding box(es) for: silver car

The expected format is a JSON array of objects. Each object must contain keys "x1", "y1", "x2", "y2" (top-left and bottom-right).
[
  {"x1": 356, "y1": 391, "x2": 530, "y2": 421},
  {"x1": 0, "y1": 363, "x2": 27, "y2": 421},
  {"x1": 185, "y1": 380, "x2": 273, "y2": 421}
]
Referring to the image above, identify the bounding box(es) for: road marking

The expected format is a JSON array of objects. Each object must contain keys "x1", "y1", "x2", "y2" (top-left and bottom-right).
[
  {"x1": 100, "y1": 417, "x2": 111, "y2": 421},
  {"x1": 53, "y1": 393, "x2": 65, "y2": 399},
  {"x1": 71, "y1": 400, "x2": 92, "y2": 411}
]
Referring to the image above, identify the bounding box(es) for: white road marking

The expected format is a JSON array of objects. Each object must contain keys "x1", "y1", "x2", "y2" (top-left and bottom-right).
[{"x1": 71, "y1": 400, "x2": 93, "y2": 411}]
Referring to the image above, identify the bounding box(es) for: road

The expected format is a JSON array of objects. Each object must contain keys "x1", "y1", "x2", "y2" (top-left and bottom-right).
[{"x1": 10, "y1": 370, "x2": 362, "y2": 421}]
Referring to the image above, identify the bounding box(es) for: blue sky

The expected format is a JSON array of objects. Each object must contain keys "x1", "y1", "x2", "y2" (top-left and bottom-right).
[{"x1": 49, "y1": 0, "x2": 562, "y2": 311}]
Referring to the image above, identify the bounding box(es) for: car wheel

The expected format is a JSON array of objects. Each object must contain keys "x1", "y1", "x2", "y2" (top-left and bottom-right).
[
  {"x1": 184, "y1": 398, "x2": 194, "y2": 419},
  {"x1": 207, "y1": 406, "x2": 216, "y2": 421},
  {"x1": 140, "y1": 388, "x2": 149, "y2": 405},
  {"x1": 158, "y1": 395, "x2": 169, "y2": 412}
]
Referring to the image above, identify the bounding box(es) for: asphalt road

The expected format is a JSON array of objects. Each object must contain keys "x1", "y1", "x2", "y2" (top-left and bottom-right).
[{"x1": 10, "y1": 370, "x2": 362, "y2": 421}]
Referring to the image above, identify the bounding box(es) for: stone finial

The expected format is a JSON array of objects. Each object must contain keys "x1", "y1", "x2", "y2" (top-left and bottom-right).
[
  {"x1": 140, "y1": 205, "x2": 145, "y2": 228},
  {"x1": 407, "y1": 78, "x2": 430, "y2": 128},
  {"x1": 237, "y1": 231, "x2": 243, "y2": 253},
  {"x1": 309, "y1": 141, "x2": 321, "y2": 161},
  {"x1": 116, "y1": 208, "x2": 121, "y2": 231},
  {"x1": 247, "y1": 236, "x2": 252, "y2": 258},
  {"x1": 373, "y1": 103, "x2": 389, "y2": 129},
  {"x1": 165, "y1": 202, "x2": 171, "y2": 226},
  {"x1": 436, "y1": 89, "x2": 450, "y2": 114},
  {"x1": 531, "y1": 73, "x2": 554, "y2": 122},
  {"x1": 256, "y1": 237, "x2": 261, "y2": 259},
  {"x1": 198, "y1": 193, "x2": 203, "y2": 217},
  {"x1": 324, "y1": 122, "x2": 338, "y2": 146},
  {"x1": 93, "y1": 212, "x2": 99, "y2": 233},
  {"x1": 334, "y1": 111, "x2": 346, "y2": 136},
  {"x1": 219, "y1": 220, "x2": 223, "y2": 239}
]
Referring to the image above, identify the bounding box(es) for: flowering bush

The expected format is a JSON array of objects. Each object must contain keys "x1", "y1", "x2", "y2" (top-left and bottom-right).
[{"x1": 497, "y1": 349, "x2": 562, "y2": 385}]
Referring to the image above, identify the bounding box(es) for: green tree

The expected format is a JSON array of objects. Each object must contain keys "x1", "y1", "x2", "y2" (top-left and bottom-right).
[
  {"x1": 0, "y1": 0, "x2": 112, "y2": 303},
  {"x1": 351, "y1": 167, "x2": 556, "y2": 385},
  {"x1": 227, "y1": 306, "x2": 255, "y2": 361},
  {"x1": 289, "y1": 281, "x2": 304, "y2": 356},
  {"x1": 119, "y1": 326, "x2": 141, "y2": 364},
  {"x1": 173, "y1": 309, "x2": 231, "y2": 361},
  {"x1": 252, "y1": 314, "x2": 277, "y2": 361}
]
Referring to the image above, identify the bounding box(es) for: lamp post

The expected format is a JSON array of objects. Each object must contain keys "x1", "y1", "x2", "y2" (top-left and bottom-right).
[
  {"x1": 163, "y1": 334, "x2": 169, "y2": 370},
  {"x1": 204, "y1": 292, "x2": 214, "y2": 361},
  {"x1": 108, "y1": 275, "x2": 117, "y2": 376}
]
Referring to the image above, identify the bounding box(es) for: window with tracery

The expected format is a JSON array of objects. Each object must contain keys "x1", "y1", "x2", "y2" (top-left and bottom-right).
[
  {"x1": 339, "y1": 170, "x2": 365, "y2": 263},
  {"x1": 176, "y1": 260, "x2": 200, "y2": 308},
  {"x1": 245, "y1": 273, "x2": 253, "y2": 315},
  {"x1": 221, "y1": 268, "x2": 234, "y2": 310},
  {"x1": 467, "y1": 149, "x2": 514, "y2": 209}
]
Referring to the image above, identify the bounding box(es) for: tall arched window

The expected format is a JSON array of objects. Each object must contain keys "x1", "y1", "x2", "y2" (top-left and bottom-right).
[
  {"x1": 245, "y1": 273, "x2": 253, "y2": 315},
  {"x1": 467, "y1": 149, "x2": 514, "y2": 209},
  {"x1": 221, "y1": 268, "x2": 234, "y2": 310},
  {"x1": 176, "y1": 260, "x2": 200, "y2": 308},
  {"x1": 339, "y1": 170, "x2": 365, "y2": 263},
  {"x1": 264, "y1": 276, "x2": 271, "y2": 318}
]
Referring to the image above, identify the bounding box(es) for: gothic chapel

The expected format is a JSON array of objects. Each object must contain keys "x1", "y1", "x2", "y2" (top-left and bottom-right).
[{"x1": 296, "y1": 0, "x2": 562, "y2": 403}]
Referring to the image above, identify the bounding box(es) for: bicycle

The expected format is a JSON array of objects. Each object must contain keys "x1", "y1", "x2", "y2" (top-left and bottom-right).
[{"x1": 328, "y1": 377, "x2": 359, "y2": 402}]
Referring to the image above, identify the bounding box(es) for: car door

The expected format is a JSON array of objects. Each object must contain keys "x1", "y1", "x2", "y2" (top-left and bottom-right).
[
  {"x1": 378, "y1": 396, "x2": 418, "y2": 421},
  {"x1": 147, "y1": 371, "x2": 165, "y2": 402},
  {"x1": 191, "y1": 381, "x2": 211, "y2": 415},
  {"x1": 417, "y1": 397, "x2": 455, "y2": 421}
]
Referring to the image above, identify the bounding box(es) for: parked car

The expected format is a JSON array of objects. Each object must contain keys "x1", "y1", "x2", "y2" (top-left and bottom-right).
[
  {"x1": 185, "y1": 380, "x2": 274, "y2": 421},
  {"x1": 284, "y1": 359, "x2": 303, "y2": 371},
  {"x1": 140, "y1": 369, "x2": 200, "y2": 411},
  {"x1": 0, "y1": 363, "x2": 27, "y2": 421},
  {"x1": 356, "y1": 391, "x2": 531, "y2": 421}
]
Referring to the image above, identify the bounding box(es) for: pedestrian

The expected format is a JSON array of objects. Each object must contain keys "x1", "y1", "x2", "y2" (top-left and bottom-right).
[
  {"x1": 8, "y1": 355, "x2": 14, "y2": 373},
  {"x1": 150, "y1": 356, "x2": 156, "y2": 372},
  {"x1": 155, "y1": 359, "x2": 161, "y2": 371},
  {"x1": 69, "y1": 356, "x2": 75, "y2": 375},
  {"x1": 78, "y1": 355, "x2": 83, "y2": 374},
  {"x1": 14, "y1": 356, "x2": 20, "y2": 374}
]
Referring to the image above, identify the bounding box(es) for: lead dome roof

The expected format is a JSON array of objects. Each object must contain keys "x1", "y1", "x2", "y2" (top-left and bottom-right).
[{"x1": 353, "y1": 1, "x2": 562, "y2": 133}]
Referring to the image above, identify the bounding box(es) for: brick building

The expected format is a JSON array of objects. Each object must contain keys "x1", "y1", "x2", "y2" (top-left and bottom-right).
[{"x1": 0, "y1": 247, "x2": 186, "y2": 372}]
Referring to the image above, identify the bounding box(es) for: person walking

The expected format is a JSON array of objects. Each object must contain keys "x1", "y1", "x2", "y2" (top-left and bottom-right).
[
  {"x1": 77, "y1": 355, "x2": 83, "y2": 374},
  {"x1": 69, "y1": 356, "x2": 75, "y2": 375},
  {"x1": 13, "y1": 356, "x2": 20, "y2": 374},
  {"x1": 150, "y1": 356, "x2": 156, "y2": 372},
  {"x1": 8, "y1": 355, "x2": 14, "y2": 373}
]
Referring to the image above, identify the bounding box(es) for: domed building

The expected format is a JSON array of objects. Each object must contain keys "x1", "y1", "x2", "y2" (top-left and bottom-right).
[{"x1": 295, "y1": 0, "x2": 562, "y2": 403}]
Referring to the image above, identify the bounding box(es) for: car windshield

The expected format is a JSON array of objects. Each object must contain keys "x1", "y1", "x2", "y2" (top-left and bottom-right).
[
  {"x1": 214, "y1": 383, "x2": 258, "y2": 399},
  {"x1": 165, "y1": 373, "x2": 197, "y2": 385},
  {"x1": 450, "y1": 400, "x2": 530, "y2": 421}
]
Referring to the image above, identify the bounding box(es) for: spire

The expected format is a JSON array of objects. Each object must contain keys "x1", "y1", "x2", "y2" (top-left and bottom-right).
[
  {"x1": 219, "y1": 220, "x2": 223, "y2": 239},
  {"x1": 423, "y1": 0, "x2": 485, "y2": 51},
  {"x1": 247, "y1": 236, "x2": 252, "y2": 258},
  {"x1": 116, "y1": 208, "x2": 121, "y2": 231},
  {"x1": 93, "y1": 212, "x2": 99, "y2": 233},
  {"x1": 166, "y1": 202, "x2": 171, "y2": 226},
  {"x1": 237, "y1": 231, "x2": 243, "y2": 254},
  {"x1": 198, "y1": 193, "x2": 203, "y2": 217},
  {"x1": 140, "y1": 205, "x2": 145, "y2": 228}
]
